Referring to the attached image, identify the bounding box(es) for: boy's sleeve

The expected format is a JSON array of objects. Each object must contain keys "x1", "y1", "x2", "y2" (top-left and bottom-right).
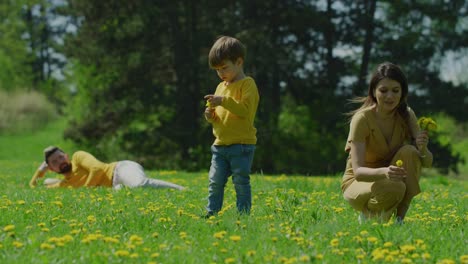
[{"x1": 221, "y1": 80, "x2": 259, "y2": 118}]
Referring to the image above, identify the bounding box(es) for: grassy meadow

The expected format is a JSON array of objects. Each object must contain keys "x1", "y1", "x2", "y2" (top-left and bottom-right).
[{"x1": 0, "y1": 120, "x2": 467, "y2": 264}]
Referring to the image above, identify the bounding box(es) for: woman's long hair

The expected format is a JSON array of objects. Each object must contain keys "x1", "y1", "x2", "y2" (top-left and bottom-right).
[{"x1": 348, "y1": 62, "x2": 409, "y2": 124}]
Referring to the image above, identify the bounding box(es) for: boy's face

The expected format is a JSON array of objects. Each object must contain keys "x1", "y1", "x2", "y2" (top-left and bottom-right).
[{"x1": 212, "y1": 58, "x2": 243, "y2": 84}]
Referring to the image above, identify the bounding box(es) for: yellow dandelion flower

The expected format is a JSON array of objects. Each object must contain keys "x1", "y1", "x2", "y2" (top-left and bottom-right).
[
  {"x1": 271, "y1": 237, "x2": 278, "y2": 242},
  {"x1": 40, "y1": 243, "x2": 54, "y2": 250},
  {"x1": 438, "y1": 259, "x2": 455, "y2": 264},
  {"x1": 16, "y1": 200, "x2": 26, "y2": 205},
  {"x1": 103, "y1": 237, "x2": 119, "y2": 244},
  {"x1": 396, "y1": 160, "x2": 403, "y2": 167},
  {"x1": 460, "y1": 255, "x2": 468, "y2": 263},
  {"x1": 330, "y1": 238, "x2": 339, "y2": 247},
  {"x1": 3, "y1": 225, "x2": 15, "y2": 232},
  {"x1": 415, "y1": 239, "x2": 424, "y2": 246},
  {"x1": 114, "y1": 250, "x2": 130, "y2": 257},
  {"x1": 214, "y1": 231, "x2": 227, "y2": 239},
  {"x1": 401, "y1": 258, "x2": 413, "y2": 263},
  {"x1": 179, "y1": 232, "x2": 187, "y2": 239},
  {"x1": 152, "y1": 232, "x2": 159, "y2": 238},
  {"x1": 360, "y1": 230, "x2": 369, "y2": 236},
  {"x1": 417, "y1": 116, "x2": 437, "y2": 132},
  {"x1": 247, "y1": 250, "x2": 256, "y2": 257},
  {"x1": 401, "y1": 244, "x2": 416, "y2": 253},
  {"x1": 367, "y1": 236, "x2": 378, "y2": 243},
  {"x1": 316, "y1": 254, "x2": 324, "y2": 260},
  {"x1": 224, "y1": 258, "x2": 235, "y2": 264},
  {"x1": 422, "y1": 253, "x2": 431, "y2": 259},
  {"x1": 52, "y1": 201, "x2": 63, "y2": 207},
  {"x1": 130, "y1": 253, "x2": 139, "y2": 258},
  {"x1": 299, "y1": 255, "x2": 310, "y2": 262},
  {"x1": 37, "y1": 223, "x2": 46, "y2": 228},
  {"x1": 151, "y1": 253, "x2": 160, "y2": 258},
  {"x1": 229, "y1": 235, "x2": 241, "y2": 242},
  {"x1": 41, "y1": 228, "x2": 50, "y2": 232},
  {"x1": 383, "y1": 242, "x2": 393, "y2": 247},
  {"x1": 12, "y1": 241, "x2": 23, "y2": 248},
  {"x1": 129, "y1": 235, "x2": 143, "y2": 244}
]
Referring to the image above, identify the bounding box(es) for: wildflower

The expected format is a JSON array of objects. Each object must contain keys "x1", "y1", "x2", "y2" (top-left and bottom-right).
[
  {"x1": 383, "y1": 242, "x2": 393, "y2": 247},
  {"x1": 12, "y1": 241, "x2": 24, "y2": 248},
  {"x1": 224, "y1": 258, "x2": 236, "y2": 264},
  {"x1": 396, "y1": 160, "x2": 403, "y2": 167},
  {"x1": 438, "y1": 260, "x2": 455, "y2": 264},
  {"x1": 151, "y1": 253, "x2": 160, "y2": 258},
  {"x1": 367, "y1": 236, "x2": 378, "y2": 243},
  {"x1": 40, "y1": 243, "x2": 54, "y2": 250},
  {"x1": 129, "y1": 235, "x2": 143, "y2": 245},
  {"x1": 3, "y1": 225, "x2": 15, "y2": 232},
  {"x1": 330, "y1": 238, "x2": 339, "y2": 247},
  {"x1": 417, "y1": 117, "x2": 437, "y2": 132},
  {"x1": 114, "y1": 250, "x2": 130, "y2": 257},
  {"x1": 214, "y1": 231, "x2": 227, "y2": 239},
  {"x1": 229, "y1": 235, "x2": 241, "y2": 242},
  {"x1": 247, "y1": 250, "x2": 256, "y2": 257},
  {"x1": 299, "y1": 255, "x2": 310, "y2": 262}
]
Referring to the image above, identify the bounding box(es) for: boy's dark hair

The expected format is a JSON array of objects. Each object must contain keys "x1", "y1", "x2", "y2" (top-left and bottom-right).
[
  {"x1": 208, "y1": 36, "x2": 246, "y2": 67},
  {"x1": 44, "y1": 146, "x2": 63, "y2": 164}
]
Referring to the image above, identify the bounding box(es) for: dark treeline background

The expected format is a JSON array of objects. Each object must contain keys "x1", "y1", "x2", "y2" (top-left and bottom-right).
[{"x1": 1, "y1": 0, "x2": 467, "y2": 174}]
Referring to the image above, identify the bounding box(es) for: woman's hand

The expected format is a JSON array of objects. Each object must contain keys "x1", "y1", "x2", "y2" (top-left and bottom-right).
[
  {"x1": 415, "y1": 130, "x2": 429, "y2": 153},
  {"x1": 386, "y1": 165, "x2": 406, "y2": 181}
]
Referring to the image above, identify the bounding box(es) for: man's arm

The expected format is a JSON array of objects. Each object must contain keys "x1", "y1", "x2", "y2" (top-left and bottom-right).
[
  {"x1": 75, "y1": 151, "x2": 108, "y2": 187},
  {"x1": 29, "y1": 162, "x2": 48, "y2": 188}
]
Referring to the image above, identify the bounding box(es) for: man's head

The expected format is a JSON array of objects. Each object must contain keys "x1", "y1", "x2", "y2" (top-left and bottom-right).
[{"x1": 44, "y1": 146, "x2": 72, "y2": 174}]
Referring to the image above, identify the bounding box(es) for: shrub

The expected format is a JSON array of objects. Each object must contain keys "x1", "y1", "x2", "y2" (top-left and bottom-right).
[{"x1": 0, "y1": 90, "x2": 57, "y2": 134}]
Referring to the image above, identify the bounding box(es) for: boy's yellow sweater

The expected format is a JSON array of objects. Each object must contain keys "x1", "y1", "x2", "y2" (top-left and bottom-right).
[{"x1": 208, "y1": 77, "x2": 259, "y2": 145}]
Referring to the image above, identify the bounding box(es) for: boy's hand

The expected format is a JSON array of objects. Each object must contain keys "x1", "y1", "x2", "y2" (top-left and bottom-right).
[
  {"x1": 204, "y1": 95, "x2": 223, "y2": 107},
  {"x1": 204, "y1": 107, "x2": 215, "y2": 120}
]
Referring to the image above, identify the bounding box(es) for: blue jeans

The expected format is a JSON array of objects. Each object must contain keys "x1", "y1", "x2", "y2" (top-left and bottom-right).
[{"x1": 207, "y1": 144, "x2": 256, "y2": 214}]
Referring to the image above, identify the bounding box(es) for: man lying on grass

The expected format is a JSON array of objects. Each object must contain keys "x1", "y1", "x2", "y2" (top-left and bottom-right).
[{"x1": 29, "y1": 146, "x2": 185, "y2": 190}]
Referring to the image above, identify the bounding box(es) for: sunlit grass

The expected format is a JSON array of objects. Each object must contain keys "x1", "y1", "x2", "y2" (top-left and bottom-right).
[
  {"x1": 0, "y1": 119, "x2": 466, "y2": 263},
  {"x1": 0, "y1": 161, "x2": 466, "y2": 263}
]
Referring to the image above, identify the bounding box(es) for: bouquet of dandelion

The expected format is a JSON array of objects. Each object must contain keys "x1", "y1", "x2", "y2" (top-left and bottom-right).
[{"x1": 417, "y1": 117, "x2": 437, "y2": 133}]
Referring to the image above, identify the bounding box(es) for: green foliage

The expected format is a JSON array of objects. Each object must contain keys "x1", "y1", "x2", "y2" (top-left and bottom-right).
[
  {"x1": 5, "y1": 0, "x2": 463, "y2": 174},
  {"x1": 0, "y1": 90, "x2": 58, "y2": 134},
  {"x1": 427, "y1": 113, "x2": 467, "y2": 175}
]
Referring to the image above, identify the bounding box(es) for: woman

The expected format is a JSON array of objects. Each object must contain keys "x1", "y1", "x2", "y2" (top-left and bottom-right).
[{"x1": 342, "y1": 62, "x2": 433, "y2": 223}]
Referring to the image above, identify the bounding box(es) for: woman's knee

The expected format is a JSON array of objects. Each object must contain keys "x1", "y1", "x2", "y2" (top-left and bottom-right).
[{"x1": 396, "y1": 145, "x2": 419, "y2": 158}]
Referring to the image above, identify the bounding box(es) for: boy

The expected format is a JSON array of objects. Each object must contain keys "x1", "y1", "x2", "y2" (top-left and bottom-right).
[
  {"x1": 29, "y1": 146, "x2": 185, "y2": 190},
  {"x1": 203, "y1": 36, "x2": 260, "y2": 217}
]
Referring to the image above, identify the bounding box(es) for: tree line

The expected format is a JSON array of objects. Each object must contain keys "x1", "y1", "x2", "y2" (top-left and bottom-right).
[{"x1": 1, "y1": 0, "x2": 467, "y2": 174}]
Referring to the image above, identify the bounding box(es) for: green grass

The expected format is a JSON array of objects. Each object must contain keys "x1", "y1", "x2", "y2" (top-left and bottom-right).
[{"x1": 0, "y1": 120, "x2": 466, "y2": 263}]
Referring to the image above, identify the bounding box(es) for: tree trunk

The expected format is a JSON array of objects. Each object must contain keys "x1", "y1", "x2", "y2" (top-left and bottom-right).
[{"x1": 355, "y1": 0, "x2": 377, "y2": 95}]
